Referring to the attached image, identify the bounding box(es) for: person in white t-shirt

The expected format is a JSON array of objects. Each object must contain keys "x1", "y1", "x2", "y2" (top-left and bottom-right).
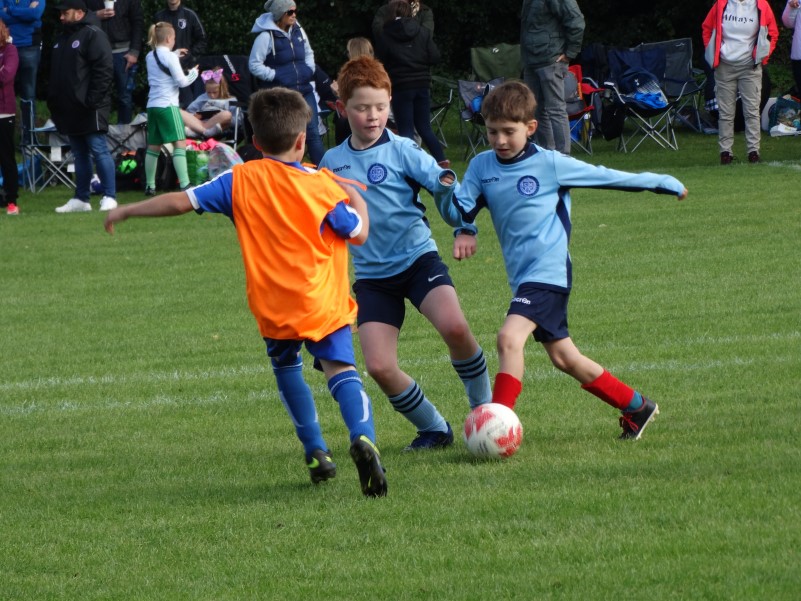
[{"x1": 703, "y1": 0, "x2": 779, "y2": 164}]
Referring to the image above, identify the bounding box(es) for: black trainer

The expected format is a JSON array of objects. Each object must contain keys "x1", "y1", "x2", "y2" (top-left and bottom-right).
[
  {"x1": 403, "y1": 422, "x2": 454, "y2": 451},
  {"x1": 307, "y1": 449, "x2": 336, "y2": 483},
  {"x1": 349, "y1": 436, "x2": 387, "y2": 497},
  {"x1": 619, "y1": 398, "x2": 659, "y2": 440}
]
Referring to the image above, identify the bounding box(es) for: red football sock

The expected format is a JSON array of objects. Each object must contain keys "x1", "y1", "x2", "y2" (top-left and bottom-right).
[
  {"x1": 492, "y1": 372, "x2": 522, "y2": 409},
  {"x1": 581, "y1": 370, "x2": 635, "y2": 410}
]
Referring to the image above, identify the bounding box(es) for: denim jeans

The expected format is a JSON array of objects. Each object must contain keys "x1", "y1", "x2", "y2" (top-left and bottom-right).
[
  {"x1": 112, "y1": 53, "x2": 138, "y2": 124},
  {"x1": 303, "y1": 91, "x2": 325, "y2": 165},
  {"x1": 69, "y1": 133, "x2": 116, "y2": 201},
  {"x1": 15, "y1": 44, "x2": 42, "y2": 137},
  {"x1": 391, "y1": 87, "x2": 446, "y2": 162}
]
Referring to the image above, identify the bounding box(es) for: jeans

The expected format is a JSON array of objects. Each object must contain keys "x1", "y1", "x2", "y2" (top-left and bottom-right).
[
  {"x1": 303, "y1": 91, "x2": 325, "y2": 165},
  {"x1": 69, "y1": 133, "x2": 116, "y2": 201},
  {"x1": 112, "y1": 53, "x2": 138, "y2": 124},
  {"x1": 391, "y1": 87, "x2": 446, "y2": 162},
  {"x1": 524, "y1": 61, "x2": 571, "y2": 154},
  {"x1": 15, "y1": 44, "x2": 42, "y2": 137}
]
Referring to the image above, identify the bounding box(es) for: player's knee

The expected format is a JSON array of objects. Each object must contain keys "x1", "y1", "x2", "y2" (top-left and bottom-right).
[
  {"x1": 496, "y1": 328, "x2": 523, "y2": 357},
  {"x1": 439, "y1": 317, "x2": 471, "y2": 346},
  {"x1": 363, "y1": 356, "x2": 397, "y2": 387}
]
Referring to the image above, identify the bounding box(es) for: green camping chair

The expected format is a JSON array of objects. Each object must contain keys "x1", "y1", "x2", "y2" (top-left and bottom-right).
[{"x1": 469, "y1": 43, "x2": 523, "y2": 82}]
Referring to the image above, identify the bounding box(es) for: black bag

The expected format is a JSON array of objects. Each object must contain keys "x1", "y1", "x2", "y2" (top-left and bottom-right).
[{"x1": 131, "y1": 147, "x2": 178, "y2": 192}]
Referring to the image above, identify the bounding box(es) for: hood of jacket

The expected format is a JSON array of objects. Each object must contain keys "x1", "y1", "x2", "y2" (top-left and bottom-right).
[
  {"x1": 251, "y1": 12, "x2": 284, "y2": 34},
  {"x1": 383, "y1": 17, "x2": 421, "y2": 43}
]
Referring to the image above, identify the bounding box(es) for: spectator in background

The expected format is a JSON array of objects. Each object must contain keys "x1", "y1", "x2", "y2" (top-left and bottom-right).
[
  {"x1": 0, "y1": 0, "x2": 44, "y2": 141},
  {"x1": 249, "y1": 0, "x2": 324, "y2": 165},
  {"x1": 0, "y1": 20, "x2": 19, "y2": 215},
  {"x1": 520, "y1": 0, "x2": 584, "y2": 154},
  {"x1": 48, "y1": 0, "x2": 117, "y2": 213},
  {"x1": 376, "y1": 0, "x2": 448, "y2": 167},
  {"x1": 372, "y1": 0, "x2": 432, "y2": 42},
  {"x1": 87, "y1": 0, "x2": 143, "y2": 124},
  {"x1": 783, "y1": 0, "x2": 801, "y2": 96},
  {"x1": 181, "y1": 66, "x2": 240, "y2": 138},
  {"x1": 153, "y1": 0, "x2": 206, "y2": 108},
  {"x1": 703, "y1": 0, "x2": 778, "y2": 164}
]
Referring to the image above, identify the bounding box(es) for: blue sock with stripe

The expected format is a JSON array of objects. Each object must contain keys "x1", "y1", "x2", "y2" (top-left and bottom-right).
[
  {"x1": 388, "y1": 380, "x2": 447, "y2": 433},
  {"x1": 272, "y1": 357, "x2": 327, "y2": 456},
  {"x1": 452, "y1": 348, "x2": 492, "y2": 408},
  {"x1": 328, "y1": 370, "x2": 376, "y2": 443}
]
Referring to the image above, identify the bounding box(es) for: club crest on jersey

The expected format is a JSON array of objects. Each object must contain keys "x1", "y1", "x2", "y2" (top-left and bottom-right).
[
  {"x1": 178, "y1": 19, "x2": 187, "y2": 29},
  {"x1": 367, "y1": 163, "x2": 388, "y2": 185},
  {"x1": 517, "y1": 176, "x2": 539, "y2": 196}
]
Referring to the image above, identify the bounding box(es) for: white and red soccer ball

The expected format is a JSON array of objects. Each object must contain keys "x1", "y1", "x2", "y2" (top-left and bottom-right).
[{"x1": 463, "y1": 403, "x2": 523, "y2": 459}]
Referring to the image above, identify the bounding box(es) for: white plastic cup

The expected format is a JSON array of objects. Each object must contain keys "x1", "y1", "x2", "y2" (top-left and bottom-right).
[{"x1": 104, "y1": 0, "x2": 115, "y2": 9}]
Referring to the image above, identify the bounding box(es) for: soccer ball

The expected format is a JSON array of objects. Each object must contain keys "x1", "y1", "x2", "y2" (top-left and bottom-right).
[
  {"x1": 90, "y1": 174, "x2": 103, "y2": 195},
  {"x1": 463, "y1": 404, "x2": 523, "y2": 459}
]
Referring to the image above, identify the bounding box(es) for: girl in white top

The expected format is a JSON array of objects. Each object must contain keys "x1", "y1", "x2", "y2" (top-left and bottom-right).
[{"x1": 144, "y1": 22, "x2": 199, "y2": 194}]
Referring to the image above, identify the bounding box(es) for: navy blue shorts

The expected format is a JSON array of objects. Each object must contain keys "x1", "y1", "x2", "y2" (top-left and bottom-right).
[
  {"x1": 265, "y1": 325, "x2": 356, "y2": 371},
  {"x1": 353, "y1": 251, "x2": 453, "y2": 328},
  {"x1": 506, "y1": 284, "x2": 570, "y2": 343}
]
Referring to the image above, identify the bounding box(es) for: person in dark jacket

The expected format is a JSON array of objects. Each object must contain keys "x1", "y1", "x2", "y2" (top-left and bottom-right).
[
  {"x1": 372, "y1": 0, "x2": 432, "y2": 42},
  {"x1": 153, "y1": 0, "x2": 206, "y2": 107},
  {"x1": 248, "y1": 0, "x2": 324, "y2": 165},
  {"x1": 520, "y1": 0, "x2": 584, "y2": 154},
  {"x1": 376, "y1": 0, "x2": 447, "y2": 166},
  {"x1": 48, "y1": 0, "x2": 117, "y2": 213},
  {"x1": 86, "y1": 0, "x2": 142, "y2": 124}
]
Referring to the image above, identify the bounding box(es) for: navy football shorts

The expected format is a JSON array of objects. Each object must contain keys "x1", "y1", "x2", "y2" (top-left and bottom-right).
[
  {"x1": 506, "y1": 283, "x2": 570, "y2": 343},
  {"x1": 353, "y1": 251, "x2": 453, "y2": 328}
]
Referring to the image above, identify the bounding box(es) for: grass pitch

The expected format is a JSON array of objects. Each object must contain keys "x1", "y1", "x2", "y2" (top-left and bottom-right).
[{"x1": 1, "y1": 128, "x2": 800, "y2": 600}]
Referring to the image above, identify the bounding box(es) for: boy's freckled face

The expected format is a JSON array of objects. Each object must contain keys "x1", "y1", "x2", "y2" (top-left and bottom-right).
[
  {"x1": 343, "y1": 86, "x2": 391, "y2": 149},
  {"x1": 485, "y1": 118, "x2": 537, "y2": 159}
]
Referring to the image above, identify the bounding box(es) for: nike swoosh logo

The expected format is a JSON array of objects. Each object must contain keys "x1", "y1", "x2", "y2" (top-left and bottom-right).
[{"x1": 427, "y1": 275, "x2": 444, "y2": 283}]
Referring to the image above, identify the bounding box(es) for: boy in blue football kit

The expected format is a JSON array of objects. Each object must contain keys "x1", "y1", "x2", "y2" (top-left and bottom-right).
[
  {"x1": 450, "y1": 81, "x2": 688, "y2": 439},
  {"x1": 319, "y1": 57, "x2": 492, "y2": 449}
]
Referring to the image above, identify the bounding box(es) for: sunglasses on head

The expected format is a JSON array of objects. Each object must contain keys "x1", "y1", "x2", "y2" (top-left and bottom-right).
[{"x1": 285, "y1": 9, "x2": 297, "y2": 16}]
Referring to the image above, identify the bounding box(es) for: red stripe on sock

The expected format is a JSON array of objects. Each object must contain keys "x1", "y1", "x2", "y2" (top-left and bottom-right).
[
  {"x1": 581, "y1": 370, "x2": 635, "y2": 410},
  {"x1": 492, "y1": 372, "x2": 522, "y2": 410}
]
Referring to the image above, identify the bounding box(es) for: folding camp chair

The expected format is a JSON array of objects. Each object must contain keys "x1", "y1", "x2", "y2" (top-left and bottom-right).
[
  {"x1": 604, "y1": 46, "x2": 677, "y2": 152},
  {"x1": 192, "y1": 54, "x2": 255, "y2": 146},
  {"x1": 458, "y1": 78, "x2": 504, "y2": 160},
  {"x1": 565, "y1": 65, "x2": 595, "y2": 154},
  {"x1": 19, "y1": 99, "x2": 75, "y2": 192},
  {"x1": 638, "y1": 38, "x2": 704, "y2": 132},
  {"x1": 430, "y1": 75, "x2": 457, "y2": 148},
  {"x1": 469, "y1": 43, "x2": 522, "y2": 82}
]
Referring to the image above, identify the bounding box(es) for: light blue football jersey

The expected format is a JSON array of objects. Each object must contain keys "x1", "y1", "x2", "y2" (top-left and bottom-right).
[
  {"x1": 453, "y1": 144, "x2": 685, "y2": 292},
  {"x1": 319, "y1": 130, "x2": 473, "y2": 279}
]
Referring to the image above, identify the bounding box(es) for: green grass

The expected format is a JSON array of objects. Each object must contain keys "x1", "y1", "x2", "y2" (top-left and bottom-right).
[{"x1": 2, "y1": 127, "x2": 800, "y2": 600}]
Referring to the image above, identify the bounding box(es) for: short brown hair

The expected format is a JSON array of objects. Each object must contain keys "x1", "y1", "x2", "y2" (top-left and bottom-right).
[
  {"x1": 481, "y1": 80, "x2": 537, "y2": 124},
  {"x1": 336, "y1": 56, "x2": 391, "y2": 106},
  {"x1": 346, "y1": 37, "x2": 374, "y2": 60},
  {"x1": 247, "y1": 88, "x2": 311, "y2": 154}
]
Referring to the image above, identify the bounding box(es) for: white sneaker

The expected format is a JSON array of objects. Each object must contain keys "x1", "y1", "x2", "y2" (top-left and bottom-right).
[
  {"x1": 99, "y1": 196, "x2": 118, "y2": 211},
  {"x1": 55, "y1": 198, "x2": 92, "y2": 213}
]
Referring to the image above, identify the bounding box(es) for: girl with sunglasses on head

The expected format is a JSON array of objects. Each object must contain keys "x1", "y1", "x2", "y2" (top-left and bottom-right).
[{"x1": 181, "y1": 67, "x2": 241, "y2": 138}]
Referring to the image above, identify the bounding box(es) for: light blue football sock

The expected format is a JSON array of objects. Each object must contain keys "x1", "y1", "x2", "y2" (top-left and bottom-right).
[
  {"x1": 328, "y1": 370, "x2": 375, "y2": 443},
  {"x1": 452, "y1": 348, "x2": 492, "y2": 409},
  {"x1": 623, "y1": 391, "x2": 644, "y2": 412},
  {"x1": 272, "y1": 357, "x2": 327, "y2": 457},
  {"x1": 388, "y1": 381, "x2": 447, "y2": 433}
]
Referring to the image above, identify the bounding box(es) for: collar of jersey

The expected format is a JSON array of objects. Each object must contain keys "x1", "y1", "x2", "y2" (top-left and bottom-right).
[
  {"x1": 497, "y1": 142, "x2": 538, "y2": 166},
  {"x1": 347, "y1": 129, "x2": 391, "y2": 152}
]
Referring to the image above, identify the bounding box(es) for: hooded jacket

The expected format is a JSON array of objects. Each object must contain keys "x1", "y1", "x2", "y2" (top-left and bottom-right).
[
  {"x1": 0, "y1": 42, "x2": 18, "y2": 116},
  {"x1": 248, "y1": 12, "x2": 314, "y2": 95},
  {"x1": 702, "y1": 0, "x2": 778, "y2": 68},
  {"x1": 47, "y1": 12, "x2": 113, "y2": 136},
  {"x1": 376, "y1": 17, "x2": 440, "y2": 91}
]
